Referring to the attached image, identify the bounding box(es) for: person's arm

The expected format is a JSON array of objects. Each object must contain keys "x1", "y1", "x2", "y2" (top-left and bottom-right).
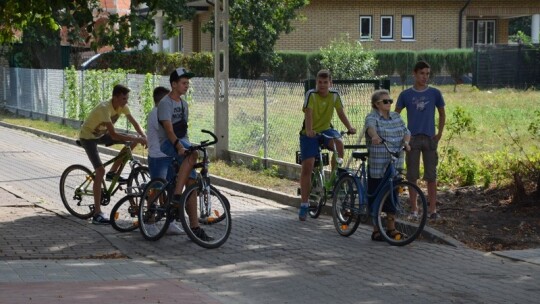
[
  {"x1": 435, "y1": 107, "x2": 446, "y2": 142},
  {"x1": 366, "y1": 126, "x2": 382, "y2": 145},
  {"x1": 161, "y1": 120, "x2": 186, "y2": 155},
  {"x1": 304, "y1": 108, "x2": 315, "y2": 137},
  {"x1": 395, "y1": 106, "x2": 403, "y2": 114},
  {"x1": 105, "y1": 122, "x2": 146, "y2": 145},
  {"x1": 126, "y1": 114, "x2": 147, "y2": 138},
  {"x1": 336, "y1": 108, "x2": 356, "y2": 134}
]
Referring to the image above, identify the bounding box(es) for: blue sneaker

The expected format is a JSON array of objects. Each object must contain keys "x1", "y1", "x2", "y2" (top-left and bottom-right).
[{"x1": 298, "y1": 205, "x2": 309, "y2": 221}]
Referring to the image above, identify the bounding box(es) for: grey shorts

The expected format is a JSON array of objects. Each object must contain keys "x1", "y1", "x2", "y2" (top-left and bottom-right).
[
  {"x1": 406, "y1": 135, "x2": 439, "y2": 182},
  {"x1": 79, "y1": 134, "x2": 124, "y2": 169}
]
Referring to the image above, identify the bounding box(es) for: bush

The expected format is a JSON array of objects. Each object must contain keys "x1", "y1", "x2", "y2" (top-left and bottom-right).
[
  {"x1": 394, "y1": 50, "x2": 416, "y2": 89},
  {"x1": 445, "y1": 48, "x2": 473, "y2": 91},
  {"x1": 373, "y1": 50, "x2": 395, "y2": 77},
  {"x1": 306, "y1": 51, "x2": 323, "y2": 79},
  {"x1": 272, "y1": 51, "x2": 309, "y2": 82},
  {"x1": 319, "y1": 34, "x2": 376, "y2": 80}
]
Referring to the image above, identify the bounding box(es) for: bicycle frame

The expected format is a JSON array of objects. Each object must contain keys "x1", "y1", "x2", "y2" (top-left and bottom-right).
[{"x1": 76, "y1": 144, "x2": 136, "y2": 201}]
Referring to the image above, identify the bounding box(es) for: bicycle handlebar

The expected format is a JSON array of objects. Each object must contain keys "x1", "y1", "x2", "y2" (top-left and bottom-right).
[
  {"x1": 186, "y1": 129, "x2": 218, "y2": 153},
  {"x1": 380, "y1": 137, "x2": 404, "y2": 159}
]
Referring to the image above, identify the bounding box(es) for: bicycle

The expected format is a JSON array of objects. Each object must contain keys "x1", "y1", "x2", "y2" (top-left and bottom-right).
[
  {"x1": 138, "y1": 129, "x2": 231, "y2": 249},
  {"x1": 332, "y1": 139, "x2": 428, "y2": 246},
  {"x1": 296, "y1": 131, "x2": 349, "y2": 218},
  {"x1": 109, "y1": 183, "x2": 147, "y2": 232},
  {"x1": 59, "y1": 141, "x2": 150, "y2": 220}
]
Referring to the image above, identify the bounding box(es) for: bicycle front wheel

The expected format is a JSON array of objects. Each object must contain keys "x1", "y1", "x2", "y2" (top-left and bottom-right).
[
  {"x1": 332, "y1": 175, "x2": 362, "y2": 236},
  {"x1": 308, "y1": 170, "x2": 326, "y2": 218},
  {"x1": 179, "y1": 184, "x2": 231, "y2": 249},
  {"x1": 127, "y1": 166, "x2": 150, "y2": 196},
  {"x1": 376, "y1": 181, "x2": 428, "y2": 246},
  {"x1": 60, "y1": 164, "x2": 105, "y2": 219},
  {"x1": 110, "y1": 195, "x2": 140, "y2": 232},
  {"x1": 138, "y1": 178, "x2": 171, "y2": 241}
]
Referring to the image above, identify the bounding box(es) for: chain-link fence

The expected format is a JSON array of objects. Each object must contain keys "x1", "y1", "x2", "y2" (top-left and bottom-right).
[{"x1": 1, "y1": 67, "x2": 386, "y2": 167}]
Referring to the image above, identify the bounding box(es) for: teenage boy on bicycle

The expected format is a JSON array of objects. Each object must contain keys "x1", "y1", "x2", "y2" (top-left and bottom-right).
[
  {"x1": 157, "y1": 67, "x2": 212, "y2": 241},
  {"x1": 79, "y1": 84, "x2": 147, "y2": 225},
  {"x1": 298, "y1": 69, "x2": 356, "y2": 221}
]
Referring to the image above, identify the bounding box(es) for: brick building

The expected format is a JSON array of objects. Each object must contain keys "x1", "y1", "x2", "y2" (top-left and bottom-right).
[{"x1": 168, "y1": 0, "x2": 540, "y2": 53}]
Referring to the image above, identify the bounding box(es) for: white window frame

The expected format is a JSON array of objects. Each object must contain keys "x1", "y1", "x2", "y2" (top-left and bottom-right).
[
  {"x1": 359, "y1": 15, "x2": 373, "y2": 40},
  {"x1": 381, "y1": 16, "x2": 393, "y2": 39},
  {"x1": 477, "y1": 20, "x2": 496, "y2": 45},
  {"x1": 401, "y1": 15, "x2": 415, "y2": 40}
]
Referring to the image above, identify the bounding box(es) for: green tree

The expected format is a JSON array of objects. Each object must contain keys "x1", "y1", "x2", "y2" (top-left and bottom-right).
[
  {"x1": 0, "y1": 0, "x2": 196, "y2": 67},
  {"x1": 222, "y1": 0, "x2": 309, "y2": 79}
]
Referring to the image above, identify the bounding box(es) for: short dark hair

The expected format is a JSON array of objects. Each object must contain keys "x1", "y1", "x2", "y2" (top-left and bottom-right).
[
  {"x1": 414, "y1": 60, "x2": 431, "y2": 72},
  {"x1": 112, "y1": 84, "x2": 130, "y2": 96},
  {"x1": 153, "y1": 86, "x2": 170, "y2": 105},
  {"x1": 317, "y1": 69, "x2": 331, "y2": 80}
]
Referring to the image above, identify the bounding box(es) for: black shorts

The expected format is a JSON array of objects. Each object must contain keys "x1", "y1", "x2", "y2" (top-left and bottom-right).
[{"x1": 79, "y1": 134, "x2": 124, "y2": 169}]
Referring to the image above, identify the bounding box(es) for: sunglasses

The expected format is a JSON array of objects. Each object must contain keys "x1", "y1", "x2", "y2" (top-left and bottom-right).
[{"x1": 379, "y1": 99, "x2": 393, "y2": 104}]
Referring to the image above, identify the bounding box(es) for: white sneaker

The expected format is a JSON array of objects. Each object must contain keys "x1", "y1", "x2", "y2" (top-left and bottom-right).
[
  {"x1": 144, "y1": 223, "x2": 160, "y2": 236},
  {"x1": 408, "y1": 211, "x2": 419, "y2": 220},
  {"x1": 166, "y1": 222, "x2": 185, "y2": 235}
]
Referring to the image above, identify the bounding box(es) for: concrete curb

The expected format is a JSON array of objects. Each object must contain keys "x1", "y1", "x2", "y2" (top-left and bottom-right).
[{"x1": 0, "y1": 120, "x2": 464, "y2": 248}]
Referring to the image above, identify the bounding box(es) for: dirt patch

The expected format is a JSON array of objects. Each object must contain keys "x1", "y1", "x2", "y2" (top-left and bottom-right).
[{"x1": 431, "y1": 185, "x2": 540, "y2": 252}]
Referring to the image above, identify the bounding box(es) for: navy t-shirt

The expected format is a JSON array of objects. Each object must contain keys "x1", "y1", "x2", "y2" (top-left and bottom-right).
[{"x1": 396, "y1": 86, "x2": 445, "y2": 137}]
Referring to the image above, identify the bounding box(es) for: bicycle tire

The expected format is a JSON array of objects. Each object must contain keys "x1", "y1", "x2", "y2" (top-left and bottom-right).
[
  {"x1": 376, "y1": 180, "x2": 428, "y2": 246},
  {"x1": 138, "y1": 178, "x2": 171, "y2": 241},
  {"x1": 60, "y1": 164, "x2": 105, "y2": 219},
  {"x1": 127, "y1": 166, "x2": 150, "y2": 196},
  {"x1": 110, "y1": 195, "x2": 140, "y2": 232},
  {"x1": 332, "y1": 175, "x2": 362, "y2": 236},
  {"x1": 178, "y1": 183, "x2": 231, "y2": 249},
  {"x1": 308, "y1": 170, "x2": 326, "y2": 218}
]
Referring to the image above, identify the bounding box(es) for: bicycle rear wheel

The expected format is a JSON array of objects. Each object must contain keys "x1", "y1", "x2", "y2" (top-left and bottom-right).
[
  {"x1": 376, "y1": 180, "x2": 428, "y2": 246},
  {"x1": 138, "y1": 178, "x2": 171, "y2": 241},
  {"x1": 332, "y1": 175, "x2": 362, "y2": 236},
  {"x1": 110, "y1": 195, "x2": 140, "y2": 232},
  {"x1": 60, "y1": 164, "x2": 105, "y2": 219},
  {"x1": 308, "y1": 170, "x2": 326, "y2": 218},
  {"x1": 179, "y1": 184, "x2": 231, "y2": 249}
]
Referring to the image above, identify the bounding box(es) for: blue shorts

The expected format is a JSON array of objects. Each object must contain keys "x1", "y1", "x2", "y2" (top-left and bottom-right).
[
  {"x1": 147, "y1": 156, "x2": 174, "y2": 181},
  {"x1": 299, "y1": 129, "x2": 341, "y2": 161},
  {"x1": 160, "y1": 139, "x2": 197, "y2": 180}
]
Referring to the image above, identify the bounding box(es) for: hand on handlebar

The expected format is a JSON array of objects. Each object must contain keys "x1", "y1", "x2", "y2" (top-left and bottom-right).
[{"x1": 347, "y1": 128, "x2": 357, "y2": 135}]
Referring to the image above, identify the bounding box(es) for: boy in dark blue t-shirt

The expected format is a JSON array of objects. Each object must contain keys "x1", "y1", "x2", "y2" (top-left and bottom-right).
[{"x1": 396, "y1": 61, "x2": 446, "y2": 221}]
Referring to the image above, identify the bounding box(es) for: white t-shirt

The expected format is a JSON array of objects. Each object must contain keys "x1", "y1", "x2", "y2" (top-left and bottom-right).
[{"x1": 146, "y1": 107, "x2": 168, "y2": 158}]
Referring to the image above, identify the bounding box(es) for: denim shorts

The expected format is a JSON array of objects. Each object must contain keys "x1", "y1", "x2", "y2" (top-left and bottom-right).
[
  {"x1": 147, "y1": 156, "x2": 174, "y2": 181},
  {"x1": 160, "y1": 139, "x2": 197, "y2": 179},
  {"x1": 299, "y1": 128, "x2": 341, "y2": 161}
]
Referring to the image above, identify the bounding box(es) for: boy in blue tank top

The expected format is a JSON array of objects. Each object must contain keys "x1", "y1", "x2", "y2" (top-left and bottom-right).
[{"x1": 396, "y1": 61, "x2": 446, "y2": 221}]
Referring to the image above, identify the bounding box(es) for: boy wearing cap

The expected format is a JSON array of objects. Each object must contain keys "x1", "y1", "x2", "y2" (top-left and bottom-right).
[{"x1": 157, "y1": 67, "x2": 212, "y2": 240}]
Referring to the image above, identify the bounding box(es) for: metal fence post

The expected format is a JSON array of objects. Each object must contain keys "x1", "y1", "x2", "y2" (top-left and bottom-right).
[{"x1": 263, "y1": 80, "x2": 269, "y2": 168}]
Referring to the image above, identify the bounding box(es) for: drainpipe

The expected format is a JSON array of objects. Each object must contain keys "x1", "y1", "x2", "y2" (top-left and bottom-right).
[{"x1": 459, "y1": 0, "x2": 472, "y2": 48}]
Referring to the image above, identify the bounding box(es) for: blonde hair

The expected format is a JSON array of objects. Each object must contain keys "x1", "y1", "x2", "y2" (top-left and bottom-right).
[{"x1": 371, "y1": 89, "x2": 390, "y2": 109}]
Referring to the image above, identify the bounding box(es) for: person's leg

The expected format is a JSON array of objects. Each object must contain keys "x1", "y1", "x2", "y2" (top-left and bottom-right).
[
  {"x1": 80, "y1": 139, "x2": 106, "y2": 219},
  {"x1": 423, "y1": 137, "x2": 440, "y2": 215},
  {"x1": 298, "y1": 134, "x2": 319, "y2": 220},
  {"x1": 406, "y1": 136, "x2": 421, "y2": 212},
  {"x1": 368, "y1": 176, "x2": 384, "y2": 241}
]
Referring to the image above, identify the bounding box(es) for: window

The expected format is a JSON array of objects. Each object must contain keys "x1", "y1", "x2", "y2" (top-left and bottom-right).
[
  {"x1": 402, "y1": 15, "x2": 414, "y2": 39},
  {"x1": 381, "y1": 16, "x2": 393, "y2": 39},
  {"x1": 359, "y1": 16, "x2": 372, "y2": 40},
  {"x1": 177, "y1": 26, "x2": 184, "y2": 52},
  {"x1": 465, "y1": 20, "x2": 496, "y2": 47}
]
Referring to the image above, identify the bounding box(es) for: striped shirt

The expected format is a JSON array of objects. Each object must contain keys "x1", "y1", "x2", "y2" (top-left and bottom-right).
[{"x1": 364, "y1": 110, "x2": 410, "y2": 178}]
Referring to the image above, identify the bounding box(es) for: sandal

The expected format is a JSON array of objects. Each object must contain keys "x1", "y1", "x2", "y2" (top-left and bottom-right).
[
  {"x1": 371, "y1": 231, "x2": 384, "y2": 242},
  {"x1": 386, "y1": 229, "x2": 407, "y2": 240}
]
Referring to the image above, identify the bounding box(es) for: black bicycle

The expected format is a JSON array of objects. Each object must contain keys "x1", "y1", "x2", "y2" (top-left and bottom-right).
[{"x1": 138, "y1": 130, "x2": 231, "y2": 249}]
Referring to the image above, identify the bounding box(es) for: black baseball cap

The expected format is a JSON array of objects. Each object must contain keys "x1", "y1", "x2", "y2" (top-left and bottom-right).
[{"x1": 170, "y1": 67, "x2": 195, "y2": 83}]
